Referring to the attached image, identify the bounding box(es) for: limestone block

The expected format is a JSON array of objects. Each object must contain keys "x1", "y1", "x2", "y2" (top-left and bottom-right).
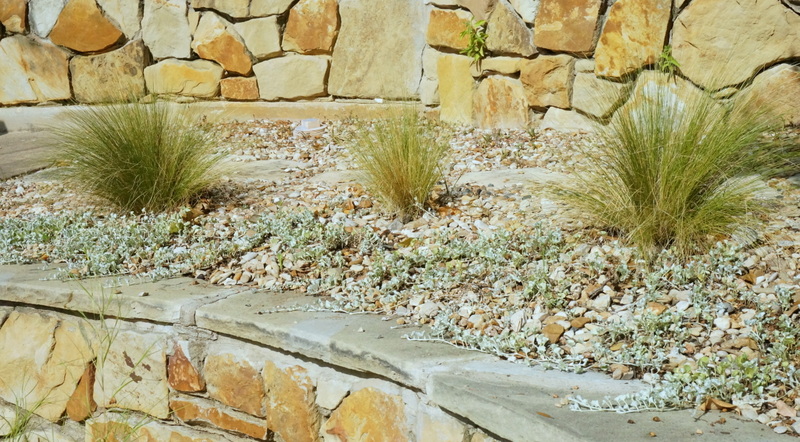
[
  {"x1": 65, "y1": 363, "x2": 96, "y2": 422},
  {"x1": 672, "y1": 0, "x2": 800, "y2": 89},
  {"x1": 0, "y1": 35, "x2": 70, "y2": 105},
  {"x1": 142, "y1": 0, "x2": 192, "y2": 59},
  {"x1": 540, "y1": 107, "x2": 595, "y2": 132},
  {"x1": 192, "y1": 12, "x2": 252, "y2": 76},
  {"x1": 457, "y1": 0, "x2": 497, "y2": 20},
  {"x1": 0, "y1": 308, "x2": 9, "y2": 326},
  {"x1": 70, "y1": 39, "x2": 147, "y2": 103},
  {"x1": 315, "y1": 374, "x2": 351, "y2": 410},
  {"x1": 473, "y1": 76, "x2": 529, "y2": 129},
  {"x1": 426, "y1": 8, "x2": 471, "y2": 51},
  {"x1": 328, "y1": 0, "x2": 425, "y2": 99},
  {"x1": 138, "y1": 420, "x2": 256, "y2": 442},
  {"x1": 97, "y1": 0, "x2": 140, "y2": 38},
  {"x1": 470, "y1": 56, "x2": 521, "y2": 77},
  {"x1": 509, "y1": 0, "x2": 538, "y2": 23},
  {"x1": 421, "y1": 46, "x2": 442, "y2": 105},
  {"x1": 49, "y1": 0, "x2": 123, "y2": 52},
  {"x1": 594, "y1": 0, "x2": 671, "y2": 78},
  {"x1": 94, "y1": 329, "x2": 169, "y2": 419},
  {"x1": 739, "y1": 64, "x2": 800, "y2": 126},
  {"x1": 254, "y1": 55, "x2": 329, "y2": 100},
  {"x1": 167, "y1": 343, "x2": 205, "y2": 392},
  {"x1": 486, "y1": 0, "x2": 535, "y2": 57},
  {"x1": 534, "y1": 0, "x2": 602, "y2": 53},
  {"x1": 234, "y1": 17, "x2": 281, "y2": 60},
  {"x1": 191, "y1": 0, "x2": 249, "y2": 17},
  {"x1": 420, "y1": 77, "x2": 440, "y2": 106},
  {"x1": 283, "y1": 0, "x2": 339, "y2": 54},
  {"x1": 572, "y1": 72, "x2": 632, "y2": 118},
  {"x1": 418, "y1": 405, "x2": 468, "y2": 442},
  {"x1": 520, "y1": 54, "x2": 575, "y2": 109},
  {"x1": 0, "y1": 0, "x2": 27, "y2": 33},
  {"x1": 221, "y1": 76, "x2": 260, "y2": 101},
  {"x1": 437, "y1": 54, "x2": 475, "y2": 125},
  {"x1": 170, "y1": 394, "x2": 270, "y2": 439},
  {"x1": 144, "y1": 58, "x2": 223, "y2": 97},
  {"x1": 323, "y1": 388, "x2": 409, "y2": 441},
  {"x1": 204, "y1": 353, "x2": 266, "y2": 417},
  {"x1": 29, "y1": 0, "x2": 67, "y2": 37},
  {"x1": 264, "y1": 361, "x2": 321, "y2": 442},
  {"x1": 250, "y1": 0, "x2": 294, "y2": 16}
]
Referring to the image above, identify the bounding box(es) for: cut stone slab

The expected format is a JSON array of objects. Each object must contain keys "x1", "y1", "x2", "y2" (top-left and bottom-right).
[
  {"x1": 472, "y1": 76, "x2": 529, "y2": 129},
  {"x1": 221, "y1": 76, "x2": 260, "y2": 101},
  {"x1": 0, "y1": 35, "x2": 70, "y2": 105},
  {"x1": 234, "y1": 16, "x2": 282, "y2": 60},
  {"x1": 328, "y1": 0, "x2": 426, "y2": 99},
  {"x1": 283, "y1": 0, "x2": 340, "y2": 54},
  {"x1": 534, "y1": 0, "x2": 602, "y2": 53},
  {"x1": 204, "y1": 353, "x2": 266, "y2": 417},
  {"x1": 0, "y1": 0, "x2": 27, "y2": 33},
  {"x1": 253, "y1": 55, "x2": 329, "y2": 101},
  {"x1": 323, "y1": 387, "x2": 409, "y2": 441},
  {"x1": 426, "y1": 7, "x2": 471, "y2": 51},
  {"x1": 738, "y1": 63, "x2": 800, "y2": 126},
  {"x1": 438, "y1": 54, "x2": 475, "y2": 125},
  {"x1": 70, "y1": 39, "x2": 148, "y2": 103},
  {"x1": 250, "y1": 0, "x2": 294, "y2": 16},
  {"x1": 97, "y1": 0, "x2": 140, "y2": 38},
  {"x1": 486, "y1": 0, "x2": 536, "y2": 57},
  {"x1": 0, "y1": 131, "x2": 57, "y2": 180},
  {"x1": 540, "y1": 107, "x2": 595, "y2": 133},
  {"x1": 192, "y1": 12, "x2": 252, "y2": 76},
  {"x1": 520, "y1": 54, "x2": 575, "y2": 109},
  {"x1": 28, "y1": 0, "x2": 67, "y2": 37},
  {"x1": 191, "y1": 0, "x2": 249, "y2": 18},
  {"x1": 170, "y1": 393, "x2": 270, "y2": 439},
  {"x1": 142, "y1": 0, "x2": 192, "y2": 59},
  {"x1": 264, "y1": 361, "x2": 320, "y2": 442},
  {"x1": 49, "y1": 0, "x2": 123, "y2": 53},
  {"x1": 572, "y1": 72, "x2": 632, "y2": 118},
  {"x1": 144, "y1": 59, "x2": 223, "y2": 97}
]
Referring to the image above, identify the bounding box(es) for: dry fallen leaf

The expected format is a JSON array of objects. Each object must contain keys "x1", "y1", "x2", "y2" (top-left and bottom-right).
[
  {"x1": 697, "y1": 397, "x2": 738, "y2": 413},
  {"x1": 652, "y1": 416, "x2": 661, "y2": 422},
  {"x1": 536, "y1": 412, "x2": 553, "y2": 419},
  {"x1": 775, "y1": 400, "x2": 797, "y2": 418},
  {"x1": 648, "y1": 432, "x2": 657, "y2": 437}
]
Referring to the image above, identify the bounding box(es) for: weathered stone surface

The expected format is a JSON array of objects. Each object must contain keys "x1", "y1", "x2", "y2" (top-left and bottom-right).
[
  {"x1": 594, "y1": 0, "x2": 671, "y2": 78},
  {"x1": 0, "y1": 0, "x2": 27, "y2": 33},
  {"x1": 70, "y1": 39, "x2": 147, "y2": 103},
  {"x1": 473, "y1": 76, "x2": 529, "y2": 129},
  {"x1": 94, "y1": 330, "x2": 169, "y2": 419},
  {"x1": 144, "y1": 59, "x2": 223, "y2": 97},
  {"x1": 438, "y1": 54, "x2": 475, "y2": 124},
  {"x1": 192, "y1": 12, "x2": 252, "y2": 76},
  {"x1": 168, "y1": 344, "x2": 205, "y2": 392},
  {"x1": 138, "y1": 420, "x2": 253, "y2": 442},
  {"x1": 205, "y1": 353, "x2": 266, "y2": 417},
  {"x1": 192, "y1": 0, "x2": 249, "y2": 17},
  {"x1": 29, "y1": 0, "x2": 66, "y2": 37},
  {"x1": 250, "y1": 0, "x2": 294, "y2": 16},
  {"x1": 324, "y1": 388, "x2": 409, "y2": 440},
  {"x1": 0, "y1": 35, "x2": 70, "y2": 105},
  {"x1": 283, "y1": 0, "x2": 339, "y2": 54},
  {"x1": 254, "y1": 55, "x2": 329, "y2": 101},
  {"x1": 739, "y1": 64, "x2": 800, "y2": 126},
  {"x1": 315, "y1": 374, "x2": 351, "y2": 410},
  {"x1": 534, "y1": 0, "x2": 602, "y2": 53},
  {"x1": 486, "y1": 0, "x2": 536, "y2": 57},
  {"x1": 457, "y1": 0, "x2": 496, "y2": 20},
  {"x1": 572, "y1": 72, "x2": 632, "y2": 118},
  {"x1": 142, "y1": 0, "x2": 192, "y2": 59},
  {"x1": 170, "y1": 394, "x2": 270, "y2": 439},
  {"x1": 426, "y1": 8, "x2": 471, "y2": 51},
  {"x1": 783, "y1": 0, "x2": 800, "y2": 13},
  {"x1": 234, "y1": 17, "x2": 281, "y2": 60},
  {"x1": 329, "y1": 0, "x2": 425, "y2": 99},
  {"x1": 540, "y1": 107, "x2": 595, "y2": 132},
  {"x1": 471, "y1": 56, "x2": 521, "y2": 77},
  {"x1": 672, "y1": 0, "x2": 800, "y2": 89},
  {"x1": 97, "y1": 0, "x2": 140, "y2": 38},
  {"x1": 420, "y1": 46, "x2": 442, "y2": 105},
  {"x1": 49, "y1": 0, "x2": 123, "y2": 52},
  {"x1": 221, "y1": 76, "x2": 260, "y2": 101},
  {"x1": 264, "y1": 361, "x2": 320, "y2": 442},
  {"x1": 520, "y1": 54, "x2": 575, "y2": 109},
  {"x1": 509, "y1": 0, "x2": 538, "y2": 23},
  {"x1": 419, "y1": 405, "x2": 467, "y2": 442},
  {"x1": 65, "y1": 363, "x2": 96, "y2": 422}
]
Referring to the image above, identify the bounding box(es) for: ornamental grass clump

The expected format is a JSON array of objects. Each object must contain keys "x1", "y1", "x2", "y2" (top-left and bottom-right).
[
  {"x1": 350, "y1": 109, "x2": 449, "y2": 219},
  {"x1": 54, "y1": 103, "x2": 225, "y2": 213}
]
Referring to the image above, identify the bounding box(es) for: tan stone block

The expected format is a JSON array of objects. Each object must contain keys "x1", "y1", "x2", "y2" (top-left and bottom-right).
[
  {"x1": 426, "y1": 8, "x2": 471, "y2": 51},
  {"x1": 192, "y1": 12, "x2": 252, "y2": 76},
  {"x1": 0, "y1": 0, "x2": 27, "y2": 33},
  {"x1": 253, "y1": 55, "x2": 329, "y2": 101},
  {"x1": 540, "y1": 107, "x2": 595, "y2": 133},
  {"x1": 470, "y1": 56, "x2": 521, "y2": 77},
  {"x1": 204, "y1": 353, "x2": 265, "y2": 417},
  {"x1": 170, "y1": 394, "x2": 270, "y2": 440},
  {"x1": 142, "y1": 0, "x2": 192, "y2": 59},
  {"x1": 438, "y1": 54, "x2": 475, "y2": 125},
  {"x1": 418, "y1": 405, "x2": 467, "y2": 442},
  {"x1": 264, "y1": 361, "x2": 320, "y2": 442},
  {"x1": 86, "y1": 418, "x2": 137, "y2": 441},
  {"x1": 520, "y1": 54, "x2": 575, "y2": 109},
  {"x1": 49, "y1": 0, "x2": 123, "y2": 53},
  {"x1": 323, "y1": 387, "x2": 409, "y2": 441},
  {"x1": 191, "y1": 0, "x2": 249, "y2": 18},
  {"x1": 471, "y1": 430, "x2": 500, "y2": 442},
  {"x1": 283, "y1": 0, "x2": 339, "y2": 54},
  {"x1": 65, "y1": 363, "x2": 96, "y2": 422},
  {"x1": 167, "y1": 343, "x2": 205, "y2": 392},
  {"x1": 250, "y1": 0, "x2": 294, "y2": 16},
  {"x1": 70, "y1": 39, "x2": 147, "y2": 103},
  {"x1": 457, "y1": 0, "x2": 497, "y2": 21},
  {"x1": 0, "y1": 35, "x2": 71, "y2": 105},
  {"x1": 97, "y1": 0, "x2": 140, "y2": 38},
  {"x1": 739, "y1": 64, "x2": 800, "y2": 126},
  {"x1": 486, "y1": 0, "x2": 535, "y2": 57},
  {"x1": 220, "y1": 77, "x2": 259, "y2": 101},
  {"x1": 473, "y1": 76, "x2": 529, "y2": 129},
  {"x1": 144, "y1": 59, "x2": 223, "y2": 97},
  {"x1": 234, "y1": 17, "x2": 281, "y2": 60},
  {"x1": 572, "y1": 72, "x2": 631, "y2": 118},
  {"x1": 534, "y1": 0, "x2": 602, "y2": 53}
]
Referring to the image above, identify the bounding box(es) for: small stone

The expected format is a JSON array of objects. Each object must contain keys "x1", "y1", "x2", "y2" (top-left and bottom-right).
[
  {"x1": 542, "y1": 323, "x2": 565, "y2": 344},
  {"x1": 418, "y1": 302, "x2": 440, "y2": 318},
  {"x1": 646, "y1": 302, "x2": 668, "y2": 315},
  {"x1": 570, "y1": 317, "x2": 592, "y2": 329},
  {"x1": 713, "y1": 317, "x2": 731, "y2": 330},
  {"x1": 221, "y1": 77, "x2": 260, "y2": 101},
  {"x1": 591, "y1": 294, "x2": 611, "y2": 311}
]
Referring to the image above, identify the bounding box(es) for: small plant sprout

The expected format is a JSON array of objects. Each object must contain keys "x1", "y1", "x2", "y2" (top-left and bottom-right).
[
  {"x1": 657, "y1": 45, "x2": 681, "y2": 77},
  {"x1": 460, "y1": 19, "x2": 488, "y2": 66}
]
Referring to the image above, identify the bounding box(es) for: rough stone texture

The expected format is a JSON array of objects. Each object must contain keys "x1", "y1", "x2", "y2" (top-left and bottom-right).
[
  {"x1": 540, "y1": 107, "x2": 595, "y2": 132},
  {"x1": 221, "y1": 76, "x2": 260, "y2": 101},
  {"x1": 94, "y1": 329, "x2": 169, "y2": 419},
  {"x1": 264, "y1": 361, "x2": 320, "y2": 442},
  {"x1": 283, "y1": 0, "x2": 339, "y2": 54},
  {"x1": 739, "y1": 64, "x2": 800, "y2": 126},
  {"x1": 0, "y1": 35, "x2": 70, "y2": 105},
  {"x1": 426, "y1": 8, "x2": 471, "y2": 51},
  {"x1": 250, "y1": 0, "x2": 294, "y2": 16},
  {"x1": 534, "y1": 0, "x2": 602, "y2": 53},
  {"x1": 97, "y1": 0, "x2": 140, "y2": 38},
  {"x1": 234, "y1": 17, "x2": 281, "y2": 60},
  {"x1": 323, "y1": 388, "x2": 409, "y2": 441},
  {"x1": 168, "y1": 344, "x2": 205, "y2": 392},
  {"x1": 509, "y1": 0, "x2": 538, "y2": 23},
  {"x1": 144, "y1": 59, "x2": 223, "y2": 97},
  {"x1": 70, "y1": 39, "x2": 147, "y2": 103},
  {"x1": 784, "y1": 0, "x2": 800, "y2": 13},
  {"x1": 672, "y1": 0, "x2": 800, "y2": 89},
  {"x1": 438, "y1": 54, "x2": 475, "y2": 125},
  {"x1": 65, "y1": 363, "x2": 96, "y2": 422},
  {"x1": 170, "y1": 394, "x2": 270, "y2": 439},
  {"x1": 254, "y1": 55, "x2": 329, "y2": 101},
  {"x1": 192, "y1": 0, "x2": 249, "y2": 17},
  {"x1": 315, "y1": 374, "x2": 351, "y2": 410},
  {"x1": 0, "y1": 0, "x2": 27, "y2": 33},
  {"x1": 419, "y1": 405, "x2": 467, "y2": 442},
  {"x1": 29, "y1": 0, "x2": 66, "y2": 37},
  {"x1": 572, "y1": 72, "x2": 632, "y2": 118},
  {"x1": 520, "y1": 54, "x2": 575, "y2": 109},
  {"x1": 473, "y1": 76, "x2": 529, "y2": 129},
  {"x1": 329, "y1": 0, "x2": 425, "y2": 99},
  {"x1": 49, "y1": 0, "x2": 123, "y2": 53},
  {"x1": 486, "y1": 0, "x2": 536, "y2": 57},
  {"x1": 594, "y1": 0, "x2": 671, "y2": 78},
  {"x1": 471, "y1": 56, "x2": 521, "y2": 77},
  {"x1": 458, "y1": 0, "x2": 496, "y2": 20},
  {"x1": 192, "y1": 12, "x2": 252, "y2": 76},
  {"x1": 142, "y1": 0, "x2": 192, "y2": 59},
  {"x1": 138, "y1": 420, "x2": 254, "y2": 442},
  {"x1": 204, "y1": 353, "x2": 266, "y2": 417}
]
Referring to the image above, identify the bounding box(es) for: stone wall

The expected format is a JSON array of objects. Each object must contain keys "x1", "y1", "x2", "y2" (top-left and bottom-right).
[{"x1": 0, "y1": 0, "x2": 798, "y2": 129}]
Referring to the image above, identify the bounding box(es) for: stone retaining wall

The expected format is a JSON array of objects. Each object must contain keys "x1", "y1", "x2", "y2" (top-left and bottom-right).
[{"x1": 0, "y1": 0, "x2": 798, "y2": 128}]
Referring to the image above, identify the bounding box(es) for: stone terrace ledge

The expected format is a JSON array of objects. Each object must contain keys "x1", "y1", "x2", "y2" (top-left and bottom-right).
[{"x1": 0, "y1": 264, "x2": 788, "y2": 442}]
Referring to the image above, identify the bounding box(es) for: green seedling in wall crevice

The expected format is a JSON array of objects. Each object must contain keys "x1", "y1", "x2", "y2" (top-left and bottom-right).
[{"x1": 460, "y1": 19, "x2": 488, "y2": 67}]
